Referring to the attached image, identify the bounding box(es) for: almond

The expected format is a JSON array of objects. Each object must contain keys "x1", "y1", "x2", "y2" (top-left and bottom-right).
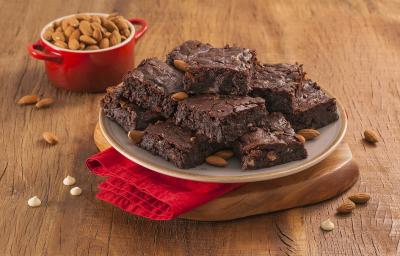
[
  {"x1": 101, "y1": 17, "x2": 119, "y2": 32},
  {"x1": 109, "y1": 30, "x2": 121, "y2": 46},
  {"x1": 348, "y1": 192, "x2": 371, "y2": 204},
  {"x1": 52, "y1": 31, "x2": 65, "y2": 42},
  {"x1": 79, "y1": 42, "x2": 86, "y2": 50},
  {"x1": 54, "y1": 40, "x2": 67, "y2": 48},
  {"x1": 18, "y1": 95, "x2": 39, "y2": 105},
  {"x1": 171, "y1": 92, "x2": 189, "y2": 101},
  {"x1": 364, "y1": 129, "x2": 378, "y2": 143},
  {"x1": 294, "y1": 134, "x2": 306, "y2": 144},
  {"x1": 214, "y1": 150, "x2": 234, "y2": 160},
  {"x1": 69, "y1": 29, "x2": 81, "y2": 41},
  {"x1": 91, "y1": 22, "x2": 106, "y2": 33},
  {"x1": 64, "y1": 26, "x2": 75, "y2": 39},
  {"x1": 99, "y1": 38, "x2": 110, "y2": 49},
  {"x1": 297, "y1": 129, "x2": 320, "y2": 140},
  {"x1": 336, "y1": 200, "x2": 356, "y2": 214},
  {"x1": 79, "y1": 35, "x2": 97, "y2": 45},
  {"x1": 92, "y1": 28, "x2": 103, "y2": 42},
  {"x1": 68, "y1": 38, "x2": 80, "y2": 50},
  {"x1": 266, "y1": 151, "x2": 278, "y2": 161},
  {"x1": 79, "y1": 20, "x2": 93, "y2": 36},
  {"x1": 206, "y1": 155, "x2": 228, "y2": 167},
  {"x1": 121, "y1": 28, "x2": 131, "y2": 37},
  {"x1": 76, "y1": 14, "x2": 91, "y2": 21},
  {"x1": 67, "y1": 17, "x2": 80, "y2": 28},
  {"x1": 91, "y1": 15, "x2": 101, "y2": 24},
  {"x1": 173, "y1": 59, "x2": 189, "y2": 72},
  {"x1": 128, "y1": 130, "x2": 144, "y2": 144},
  {"x1": 35, "y1": 98, "x2": 54, "y2": 108},
  {"x1": 42, "y1": 132, "x2": 59, "y2": 145},
  {"x1": 114, "y1": 17, "x2": 129, "y2": 30},
  {"x1": 85, "y1": 45, "x2": 100, "y2": 50}
]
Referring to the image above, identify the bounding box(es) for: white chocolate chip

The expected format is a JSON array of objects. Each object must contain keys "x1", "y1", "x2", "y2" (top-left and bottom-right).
[
  {"x1": 70, "y1": 187, "x2": 82, "y2": 196},
  {"x1": 63, "y1": 175, "x2": 76, "y2": 186},
  {"x1": 320, "y1": 219, "x2": 334, "y2": 231},
  {"x1": 27, "y1": 196, "x2": 41, "y2": 207}
]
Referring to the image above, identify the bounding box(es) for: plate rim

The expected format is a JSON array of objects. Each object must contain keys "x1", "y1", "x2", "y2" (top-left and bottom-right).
[{"x1": 99, "y1": 90, "x2": 347, "y2": 183}]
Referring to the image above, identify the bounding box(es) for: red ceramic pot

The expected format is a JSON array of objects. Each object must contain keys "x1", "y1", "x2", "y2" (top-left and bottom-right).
[{"x1": 27, "y1": 13, "x2": 148, "y2": 92}]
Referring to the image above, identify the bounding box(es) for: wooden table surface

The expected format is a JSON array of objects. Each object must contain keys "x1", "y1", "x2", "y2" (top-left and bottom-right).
[{"x1": 2, "y1": 0, "x2": 400, "y2": 255}]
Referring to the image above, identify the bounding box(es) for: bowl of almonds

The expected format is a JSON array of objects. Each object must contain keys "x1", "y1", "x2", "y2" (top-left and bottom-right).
[{"x1": 27, "y1": 13, "x2": 148, "y2": 92}]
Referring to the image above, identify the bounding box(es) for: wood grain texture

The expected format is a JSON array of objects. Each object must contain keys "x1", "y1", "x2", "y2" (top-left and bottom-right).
[
  {"x1": 94, "y1": 124, "x2": 359, "y2": 221},
  {"x1": 1, "y1": 0, "x2": 399, "y2": 255}
]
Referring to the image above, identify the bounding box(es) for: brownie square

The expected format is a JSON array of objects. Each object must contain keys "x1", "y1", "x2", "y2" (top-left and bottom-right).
[
  {"x1": 174, "y1": 94, "x2": 268, "y2": 143},
  {"x1": 250, "y1": 63, "x2": 338, "y2": 130},
  {"x1": 101, "y1": 84, "x2": 163, "y2": 131},
  {"x1": 121, "y1": 58, "x2": 184, "y2": 118},
  {"x1": 234, "y1": 113, "x2": 307, "y2": 170},
  {"x1": 167, "y1": 40, "x2": 257, "y2": 95},
  {"x1": 166, "y1": 40, "x2": 213, "y2": 65},
  {"x1": 140, "y1": 121, "x2": 223, "y2": 169}
]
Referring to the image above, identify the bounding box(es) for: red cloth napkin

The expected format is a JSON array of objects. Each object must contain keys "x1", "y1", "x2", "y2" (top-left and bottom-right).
[{"x1": 86, "y1": 148, "x2": 242, "y2": 220}]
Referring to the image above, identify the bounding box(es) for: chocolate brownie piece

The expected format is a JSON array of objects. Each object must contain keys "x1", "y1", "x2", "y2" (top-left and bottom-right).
[
  {"x1": 166, "y1": 40, "x2": 213, "y2": 65},
  {"x1": 167, "y1": 41, "x2": 257, "y2": 95},
  {"x1": 101, "y1": 84, "x2": 163, "y2": 131},
  {"x1": 250, "y1": 63, "x2": 338, "y2": 130},
  {"x1": 121, "y1": 58, "x2": 184, "y2": 118},
  {"x1": 235, "y1": 112, "x2": 307, "y2": 170},
  {"x1": 140, "y1": 121, "x2": 223, "y2": 169},
  {"x1": 174, "y1": 95, "x2": 267, "y2": 143}
]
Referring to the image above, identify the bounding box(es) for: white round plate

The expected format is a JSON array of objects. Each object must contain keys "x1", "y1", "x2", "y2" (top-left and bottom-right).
[{"x1": 99, "y1": 94, "x2": 347, "y2": 183}]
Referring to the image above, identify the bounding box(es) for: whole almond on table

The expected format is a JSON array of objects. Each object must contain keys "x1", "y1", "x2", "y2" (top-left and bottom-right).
[
  {"x1": 206, "y1": 155, "x2": 228, "y2": 167},
  {"x1": 18, "y1": 95, "x2": 39, "y2": 105},
  {"x1": 35, "y1": 98, "x2": 54, "y2": 108},
  {"x1": 364, "y1": 129, "x2": 379, "y2": 143},
  {"x1": 336, "y1": 200, "x2": 356, "y2": 214},
  {"x1": 348, "y1": 192, "x2": 371, "y2": 204},
  {"x1": 214, "y1": 150, "x2": 234, "y2": 160},
  {"x1": 171, "y1": 92, "x2": 189, "y2": 101},
  {"x1": 297, "y1": 129, "x2": 320, "y2": 140},
  {"x1": 42, "y1": 132, "x2": 59, "y2": 145},
  {"x1": 128, "y1": 130, "x2": 144, "y2": 144},
  {"x1": 173, "y1": 60, "x2": 189, "y2": 72}
]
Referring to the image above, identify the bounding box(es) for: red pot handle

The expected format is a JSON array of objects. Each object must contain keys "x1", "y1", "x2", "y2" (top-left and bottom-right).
[
  {"x1": 128, "y1": 18, "x2": 148, "y2": 40},
  {"x1": 27, "y1": 41, "x2": 63, "y2": 63}
]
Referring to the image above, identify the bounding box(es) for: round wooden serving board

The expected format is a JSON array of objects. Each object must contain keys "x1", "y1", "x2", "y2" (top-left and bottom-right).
[{"x1": 94, "y1": 123, "x2": 359, "y2": 221}]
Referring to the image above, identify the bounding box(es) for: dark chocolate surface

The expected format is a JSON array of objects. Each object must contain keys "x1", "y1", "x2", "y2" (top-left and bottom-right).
[
  {"x1": 235, "y1": 112, "x2": 307, "y2": 170},
  {"x1": 140, "y1": 120, "x2": 222, "y2": 169},
  {"x1": 122, "y1": 58, "x2": 184, "y2": 117},
  {"x1": 175, "y1": 94, "x2": 267, "y2": 143}
]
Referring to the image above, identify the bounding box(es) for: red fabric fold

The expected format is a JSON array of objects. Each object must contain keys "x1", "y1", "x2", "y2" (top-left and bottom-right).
[{"x1": 86, "y1": 148, "x2": 242, "y2": 220}]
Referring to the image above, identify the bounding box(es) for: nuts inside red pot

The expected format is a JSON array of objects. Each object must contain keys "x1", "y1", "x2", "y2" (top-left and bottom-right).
[{"x1": 43, "y1": 13, "x2": 131, "y2": 50}]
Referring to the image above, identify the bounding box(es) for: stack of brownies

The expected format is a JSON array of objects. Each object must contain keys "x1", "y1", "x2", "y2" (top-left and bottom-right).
[{"x1": 101, "y1": 40, "x2": 339, "y2": 170}]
